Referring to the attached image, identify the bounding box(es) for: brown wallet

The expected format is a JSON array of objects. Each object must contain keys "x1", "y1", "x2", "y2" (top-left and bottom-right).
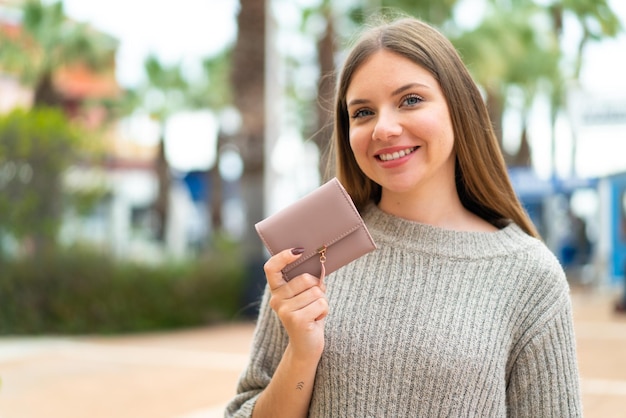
[{"x1": 255, "y1": 177, "x2": 377, "y2": 281}]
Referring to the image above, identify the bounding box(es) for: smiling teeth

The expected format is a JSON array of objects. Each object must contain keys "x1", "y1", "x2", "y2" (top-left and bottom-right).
[{"x1": 378, "y1": 147, "x2": 418, "y2": 161}]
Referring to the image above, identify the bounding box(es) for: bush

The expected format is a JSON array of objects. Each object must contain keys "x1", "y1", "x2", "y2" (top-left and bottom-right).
[
  {"x1": 0, "y1": 108, "x2": 87, "y2": 257},
  {"x1": 0, "y1": 244, "x2": 246, "y2": 335}
]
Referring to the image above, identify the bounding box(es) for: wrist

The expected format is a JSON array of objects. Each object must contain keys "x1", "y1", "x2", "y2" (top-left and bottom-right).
[{"x1": 285, "y1": 342, "x2": 324, "y2": 368}]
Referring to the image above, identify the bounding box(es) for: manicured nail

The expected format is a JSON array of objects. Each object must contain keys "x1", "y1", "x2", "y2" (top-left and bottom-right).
[{"x1": 291, "y1": 247, "x2": 305, "y2": 255}]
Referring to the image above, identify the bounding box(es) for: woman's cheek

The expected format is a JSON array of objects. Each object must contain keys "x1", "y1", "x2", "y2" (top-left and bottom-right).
[{"x1": 349, "y1": 128, "x2": 369, "y2": 155}]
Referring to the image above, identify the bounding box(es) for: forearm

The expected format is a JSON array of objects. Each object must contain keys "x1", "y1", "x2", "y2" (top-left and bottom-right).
[{"x1": 252, "y1": 343, "x2": 321, "y2": 418}]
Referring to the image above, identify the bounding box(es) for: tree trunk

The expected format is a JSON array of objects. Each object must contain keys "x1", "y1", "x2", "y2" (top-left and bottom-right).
[
  {"x1": 511, "y1": 123, "x2": 532, "y2": 167},
  {"x1": 33, "y1": 72, "x2": 61, "y2": 108},
  {"x1": 485, "y1": 86, "x2": 514, "y2": 165},
  {"x1": 209, "y1": 131, "x2": 225, "y2": 234},
  {"x1": 231, "y1": 0, "x2": 267, "y2": 312},
  {"x1": 154, "y1": 131, "x2": 170, "y2": 242},
  {"x1": 314, "y1": 6, "x2": 336, "y2": 181}
]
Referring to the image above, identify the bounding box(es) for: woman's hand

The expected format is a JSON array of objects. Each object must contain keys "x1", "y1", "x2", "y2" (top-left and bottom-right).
[{"x1": 264, "y1": 248, "x2": 328, "y2": 359}]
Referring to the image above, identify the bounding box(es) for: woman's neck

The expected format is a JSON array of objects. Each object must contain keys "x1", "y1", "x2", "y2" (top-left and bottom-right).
[{"x1": 377, "y1": 187, "x2": 497, "y2": 233}]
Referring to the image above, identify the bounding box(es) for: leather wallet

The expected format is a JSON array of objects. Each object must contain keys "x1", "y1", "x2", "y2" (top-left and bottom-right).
[{"x1": 255, "y1": 177, "x2": 377, "y2": 281}]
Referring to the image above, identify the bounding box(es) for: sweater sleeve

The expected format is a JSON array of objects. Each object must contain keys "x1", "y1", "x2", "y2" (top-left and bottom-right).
[
  {"x1": 224, "y1": 286, "x2": 289, "y2": 418},
  {"x1": 506, "y1": 291, "x2": 582, "y2": 417}
]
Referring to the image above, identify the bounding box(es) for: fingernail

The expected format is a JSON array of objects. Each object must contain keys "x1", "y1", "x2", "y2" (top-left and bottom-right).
[{"x1": 291, "y1": 247, "x2": 305, "y2": 255}]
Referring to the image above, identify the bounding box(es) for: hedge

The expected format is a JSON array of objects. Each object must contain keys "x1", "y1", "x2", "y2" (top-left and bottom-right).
[{"x1": 0, "y1": 244, "x2": 246, "y2": 335}]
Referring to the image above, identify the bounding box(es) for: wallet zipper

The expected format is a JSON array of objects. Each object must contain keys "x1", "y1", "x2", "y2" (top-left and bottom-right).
[
  {"x1": 317, "y1": 245, "x2": 327, "y2": 282},
  {"x1": 317, "y1": 245, "x2": 327, "y2": 264}
]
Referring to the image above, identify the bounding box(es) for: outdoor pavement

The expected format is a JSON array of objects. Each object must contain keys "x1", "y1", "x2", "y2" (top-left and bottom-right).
[{"x1": 1, "y1": 285, "x2": 626, "y2": 418}]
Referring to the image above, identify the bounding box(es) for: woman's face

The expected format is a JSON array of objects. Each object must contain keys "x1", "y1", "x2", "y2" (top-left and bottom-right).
[{"x1": 346, "y1": 49, "x2": 456, "y2": 203}]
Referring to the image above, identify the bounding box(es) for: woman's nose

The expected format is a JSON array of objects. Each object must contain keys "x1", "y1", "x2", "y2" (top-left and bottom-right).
[{"x1": 371, "y1": 110, "x2": 402, "y2": 141}]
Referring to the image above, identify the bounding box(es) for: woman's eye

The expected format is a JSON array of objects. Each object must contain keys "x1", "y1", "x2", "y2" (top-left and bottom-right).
[
  {"x1": 402, "y1": 94, "x2": 423, "y2": 106},
  {"x1": 351, "y1": 108, "x2": 374, "y2": 119}
]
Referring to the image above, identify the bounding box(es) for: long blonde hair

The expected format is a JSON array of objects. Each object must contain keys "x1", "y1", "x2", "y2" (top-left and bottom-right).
[{"x1": 329, "y1": 17, "x2": 538, "y2": 238}]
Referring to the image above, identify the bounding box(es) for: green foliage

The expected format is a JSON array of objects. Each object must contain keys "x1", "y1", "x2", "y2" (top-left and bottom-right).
[
  {"x1": 142, "y1": 53, "x2": 189, "y2": 119},
  {"x1": 0, "y1": 0, "x2": 116, "y2": 86},
  {"x1": 0, "y1": 245, "x2": 246, "y2": 334},
  {"x1": 198, "y1": 50, "x2": 233, "y2": 109},
  {"x1": 0, "y1": 108, "x2": 83, "y2": 250},
  {"x1": 131, "y1": 49, "x2": 234, "y2": 120}
]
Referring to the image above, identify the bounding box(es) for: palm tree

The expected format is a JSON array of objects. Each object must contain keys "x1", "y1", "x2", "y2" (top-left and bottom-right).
[
  {"x1": 137, "y1": 55, "x2": 187, "y2": 242},
  {"x1": 450, "y1": 0, "x2": 621, "y2": 169},
  {"x1": 113, "y1": 50, "x2": 233, "y2": 244},
  {"x1": 547, "y1": 0, "x2": 621, "y2": 176},
  {"x1": 451, "y1": 7, "x2": 562, "y2": 166},
  {"x1": 0, "y1": 0, "x2": 117, "y2": 109},
  {"x1": 311, "y1": 1, "x2": 336, "y2": 179},
  {"x1": 548, "y1": 0, "x2": 621, "y2": 79},
  {"x1": 198, "y1": 52, "x2": 233, "y2": 234},
  {"x1": 230, "y1": 0, "x2": 266, "y2": 261}
]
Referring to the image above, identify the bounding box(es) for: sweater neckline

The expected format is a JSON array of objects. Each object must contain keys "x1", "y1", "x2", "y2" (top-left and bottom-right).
[{"x1": 363, "y1": 204, "x2": 536, "y2": 259}]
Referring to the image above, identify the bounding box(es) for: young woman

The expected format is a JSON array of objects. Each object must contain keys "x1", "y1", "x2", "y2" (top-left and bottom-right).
[{"x1": 226, "y1": 16, "x2": 582, "y2": 417}]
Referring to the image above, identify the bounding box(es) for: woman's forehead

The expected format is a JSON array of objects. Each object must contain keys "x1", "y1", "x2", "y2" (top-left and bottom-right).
[{"x1": 346, "y1": 51, "x2": 438, "y2": 99}]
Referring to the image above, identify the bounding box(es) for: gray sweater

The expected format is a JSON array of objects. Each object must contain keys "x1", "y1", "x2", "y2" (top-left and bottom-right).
[{"x1": 226, "y1": 204, "x2": 582, "y2": 417}]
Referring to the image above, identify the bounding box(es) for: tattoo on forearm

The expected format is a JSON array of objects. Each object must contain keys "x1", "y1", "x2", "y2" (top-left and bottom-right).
[{"x1": 296, "y1": 381, "x2": 304, "y2": 390}]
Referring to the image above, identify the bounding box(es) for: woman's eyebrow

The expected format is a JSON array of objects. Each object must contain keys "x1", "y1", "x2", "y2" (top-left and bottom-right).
[
  {"x1": 391, "y1": 82, "x2": 429, "y2": 96},
  {"x1": 346, "y1": 98, "x2": 369, "y2": 108},
  {"x1": 347, "y1": 82, "x2": 431, "y2": 108}
]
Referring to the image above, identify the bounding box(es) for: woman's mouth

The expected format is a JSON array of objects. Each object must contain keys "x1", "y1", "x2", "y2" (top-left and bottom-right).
[{"x1": 377, "y1": 146, "x2": 419, "y2": 162}]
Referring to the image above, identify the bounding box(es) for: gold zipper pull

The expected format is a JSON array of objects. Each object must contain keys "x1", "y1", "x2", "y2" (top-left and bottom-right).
[
  {"x1": 317, "y1": 245, "x2": 327, "y2": 264},
  {"x1": 317, "y1": 245, "x2": 327, "y2": 283}
]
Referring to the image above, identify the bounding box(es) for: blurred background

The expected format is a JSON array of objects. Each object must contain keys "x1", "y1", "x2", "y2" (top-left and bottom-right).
[{"x1": 0, "y1": 0, "x2": 626, "y2": 417}]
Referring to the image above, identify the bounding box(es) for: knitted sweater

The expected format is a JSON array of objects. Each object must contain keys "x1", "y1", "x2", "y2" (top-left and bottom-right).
[{"x1": 225, "y1": 204, "x2": 582, "y2": 417}]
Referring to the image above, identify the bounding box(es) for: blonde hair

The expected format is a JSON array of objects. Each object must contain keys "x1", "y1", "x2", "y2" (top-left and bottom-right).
[{"x1": 329, "y1": 17, "x2": 539, "y2": 238}]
